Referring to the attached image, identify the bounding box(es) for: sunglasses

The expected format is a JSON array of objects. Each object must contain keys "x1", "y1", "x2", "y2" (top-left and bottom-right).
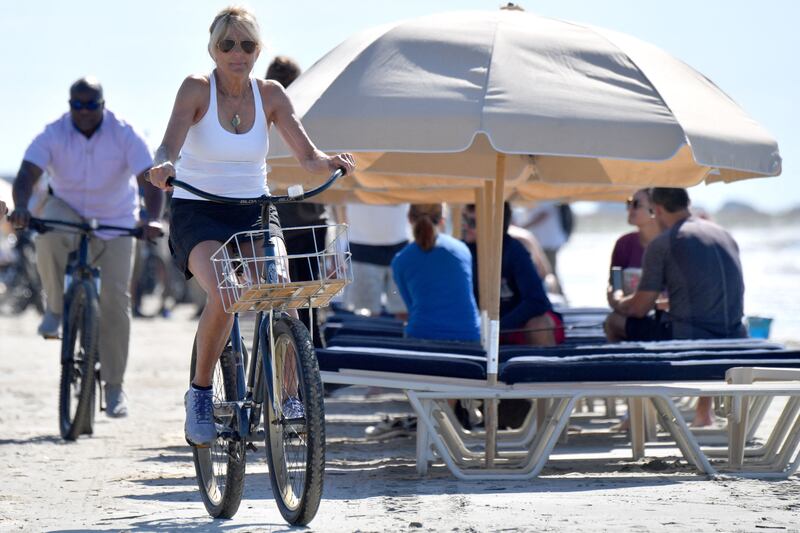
[
  {"x1": 462, "y1": 213, "x2": 477, "y2": 229},
  {"x1": 69, "y1": 99, "x2": 103, "y2": 111},
  {"x1": 217, "y1": 39, "x2": 257, "y2": 54},
  {"x1": 625, "y1": 197, "x2": 644, "y2": 210}
]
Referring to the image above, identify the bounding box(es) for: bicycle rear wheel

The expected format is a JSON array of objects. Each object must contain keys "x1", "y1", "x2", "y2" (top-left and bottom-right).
[
  {"x1": 190, "y1": 339, "x2": 247, "y2": 518},
  {"x1": 59, "y1": 280, "x2": 98, "y2": 440},
  {"x1": 263, "y1": 315, "x2": 325, "y2": 525}
]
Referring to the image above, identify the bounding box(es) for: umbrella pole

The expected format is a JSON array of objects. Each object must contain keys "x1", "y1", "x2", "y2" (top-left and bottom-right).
[
  {"x1": 450, "y1": 204, "x2": 463, "y2": 240},
  {"x1": 474, "y1": 187, "x2": 488, "y2": 326},
  {"x1": 483, "y1": 153, "x2": 506, "y2": 468}
]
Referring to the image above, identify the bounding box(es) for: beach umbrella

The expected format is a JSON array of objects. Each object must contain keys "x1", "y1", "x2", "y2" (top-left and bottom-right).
[{"x1": 267, "y1": 8, "x2": 782, "y2": 466}]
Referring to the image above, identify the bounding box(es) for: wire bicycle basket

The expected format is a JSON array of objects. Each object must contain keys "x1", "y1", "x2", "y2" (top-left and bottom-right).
[{"x1": 211, "y1": 224, "x2": 351, "y2": 313}]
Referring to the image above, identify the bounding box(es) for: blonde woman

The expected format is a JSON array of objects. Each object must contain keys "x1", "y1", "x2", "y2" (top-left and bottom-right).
[{"x1": 148, "y1": 6, "x2": 354, "y2": 445}]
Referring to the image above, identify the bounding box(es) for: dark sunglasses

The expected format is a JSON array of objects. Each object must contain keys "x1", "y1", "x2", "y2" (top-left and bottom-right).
[
  {"x1": 462, "y1": 213, "x2": 477, "y2": 229},
  {"x1": 625, "y1": 197, "x2": 643, "y2": 210},
  {"x1": 217, "y1": 39, "x2": 257, "y2": 54},
  {"x1": 69, "y1": 99, "x2": 103, "y2": 111}
]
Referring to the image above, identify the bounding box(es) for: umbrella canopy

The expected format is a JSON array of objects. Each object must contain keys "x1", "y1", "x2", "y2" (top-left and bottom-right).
[
  {"x1": 269, "y1": 9, "x2": 781, "y2": 194},
  {"x1": 267, "y1": 8, "x2": 783, "y2": 468}
]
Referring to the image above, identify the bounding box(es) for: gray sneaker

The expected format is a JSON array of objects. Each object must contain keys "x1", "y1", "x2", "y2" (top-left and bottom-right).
[
  {"x1": 184, "y1": 387, "x2": 216, "y2": 446},
  {"x1": 105, "y1": 384, "x2": 129, "y2": 418},
  {"x1": 37, "y1": 311, "x2": 62, "y2": 339}
]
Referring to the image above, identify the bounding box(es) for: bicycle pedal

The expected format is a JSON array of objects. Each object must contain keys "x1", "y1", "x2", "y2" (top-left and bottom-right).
[{"x1": 246, "y1": 442, "x2": 258, "y2": 452}]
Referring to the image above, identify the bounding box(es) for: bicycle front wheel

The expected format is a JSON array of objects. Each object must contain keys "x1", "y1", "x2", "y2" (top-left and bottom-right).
[
  {"x1": 189, "y1": 339, "x2": 246, "y2": 518},
  {"x1": 59, "y1": 280, "x2": 98, "y2": 440},
  {"x1": 263, "y1": 315, "x2": 325, "y2": 525}
]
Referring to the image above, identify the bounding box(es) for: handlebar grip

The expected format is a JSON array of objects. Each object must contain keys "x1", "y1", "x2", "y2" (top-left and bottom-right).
[{"x1": 166, "y1": 176, "x2": 175, "y2": 186}]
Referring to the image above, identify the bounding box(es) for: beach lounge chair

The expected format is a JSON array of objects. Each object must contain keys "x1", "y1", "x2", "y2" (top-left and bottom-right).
[{"x1": 318, "y1": 336, "x2": 800, "y2": 480}]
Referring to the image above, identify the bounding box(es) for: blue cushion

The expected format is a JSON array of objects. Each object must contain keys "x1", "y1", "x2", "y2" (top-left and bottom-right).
[
  {"x1": 317, "y1": 345, "x2": 488, "y2": 380},
  {"x1": 500, "y1": 349, "x2": 800, "y2": 384}
]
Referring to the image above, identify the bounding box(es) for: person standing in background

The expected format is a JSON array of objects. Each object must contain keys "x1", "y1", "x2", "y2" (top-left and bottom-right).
[
  {"x1": 342, "y1": 203, "x2": 409, "y2": 317},
  {"x1": 515, "y1": 201, "x2": 570, "y2": 279},
  {"x1": 267, "y1": 55, "x2": 328, "y2": 345}
]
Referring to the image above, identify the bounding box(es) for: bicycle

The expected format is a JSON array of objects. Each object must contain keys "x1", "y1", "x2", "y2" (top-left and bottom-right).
[
  {"x1": 27, "y1": 217, "x2": 143, "y2": 440},
  {"x1": 131, "y1": 238, "x2": 180, "y2": 318},
  {"x1": 167, "y1": 169, "x2": 350, "y2": 525},
  {"x1": 0, "y1": 229, "x2": 44, "y2": 315}
]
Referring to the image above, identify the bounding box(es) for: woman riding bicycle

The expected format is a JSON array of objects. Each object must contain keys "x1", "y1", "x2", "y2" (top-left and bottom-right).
[{"x1": 148, "y1": 6, "x2": 354, "y2": 446}]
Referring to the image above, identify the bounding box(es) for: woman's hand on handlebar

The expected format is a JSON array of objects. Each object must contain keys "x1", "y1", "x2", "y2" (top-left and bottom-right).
[
  {"x1": 147, "y1": 162, "x2": 175, "y2": 192},
  {"x1": 327, "y1": 153, "x2": 355, "y2": 176}
]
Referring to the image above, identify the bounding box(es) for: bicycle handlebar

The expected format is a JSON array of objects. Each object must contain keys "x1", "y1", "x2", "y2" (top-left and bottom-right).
[
  {"x1": 28, "y1": 217, "x2": 144, "y2": 239},
  {"x1": 164, "y1": 168, "x2": 344, "y2": 205}
]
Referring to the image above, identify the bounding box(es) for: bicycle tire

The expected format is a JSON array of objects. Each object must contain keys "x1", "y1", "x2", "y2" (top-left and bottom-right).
[
  {"x1": 58, "y1": 280, "x2": 99, "y2": 441},
  {"x1": 189, "y1": 338, "x2": 247, "y2": 518},
  {"x1": 262, "y1": 315, "x2": 325, "y2": 525},
  {"x1": 133, "y1": 253, "x2": 171, "y2": 318}
]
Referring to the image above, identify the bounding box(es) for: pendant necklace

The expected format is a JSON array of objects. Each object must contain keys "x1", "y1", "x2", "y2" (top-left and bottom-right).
[{"x1": 219, "y1": 83, "x2": 246, "y2": 133}]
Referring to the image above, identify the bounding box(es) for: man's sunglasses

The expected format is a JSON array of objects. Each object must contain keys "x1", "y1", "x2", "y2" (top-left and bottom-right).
[
  {"x1": 69, "y1": 99, "x2": 103, "y2": 111},
  {"x1": 217, "y1": 39, "x2": 257, "y2": 54},
  {"x1": 462, "y1": 213, "x2": 477, "y2": 229}
]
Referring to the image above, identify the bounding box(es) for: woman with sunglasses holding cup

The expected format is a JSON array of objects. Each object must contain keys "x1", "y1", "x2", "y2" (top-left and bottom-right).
[
  {"x1": 607, "y1": 189, "x2": 661, "y2": 304},
  {"x1": 147, "y1": 6, "x2": 354, "y2": 446}
]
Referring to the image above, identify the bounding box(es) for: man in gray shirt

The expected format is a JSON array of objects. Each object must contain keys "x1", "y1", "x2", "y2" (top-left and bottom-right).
[
  {"x1": 606, "y1": 187, "x2": 746, "y2": 343},
  {"x1": 605, "y1": 188, "x2": 746, "y2": 426}
]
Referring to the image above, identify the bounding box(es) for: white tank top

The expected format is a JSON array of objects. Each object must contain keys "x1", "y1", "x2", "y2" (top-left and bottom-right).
[{"x1": 173, "y1": 71, "x2": 269, "y2": 200}]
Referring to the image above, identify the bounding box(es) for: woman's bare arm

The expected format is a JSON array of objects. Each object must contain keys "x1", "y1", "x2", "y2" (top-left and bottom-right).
[{"x1": 149, "y1": 76, "x2": 209, "y2": 189}]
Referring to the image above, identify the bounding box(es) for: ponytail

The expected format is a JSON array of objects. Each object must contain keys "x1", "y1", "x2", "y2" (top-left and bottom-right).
[
  {"x1": 408, "y1": 204, "x2": 443, "y2": 252},
  {"x1": 413, "y1": 216, "x2": 436, "y2": 252}
]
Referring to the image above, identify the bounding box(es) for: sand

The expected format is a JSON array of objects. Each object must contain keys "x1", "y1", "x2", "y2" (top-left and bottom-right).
[{"x1": 1, "y1": 308, "x2": 798, "y2": 532}]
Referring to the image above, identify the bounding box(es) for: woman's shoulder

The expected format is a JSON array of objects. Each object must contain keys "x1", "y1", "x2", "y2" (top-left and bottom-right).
[
  {"x1": 437, "y1": 234, "x2": 471, "y2": 255},
  {"x1": 176, "y1": 74, "x2": 211, "y2": 99},
  {"x1": 616, "y1": 231, "x2": 639, "y2": 244},
  {"x1": 254, "y1": 78, "x2": 286, "y2": 98}
]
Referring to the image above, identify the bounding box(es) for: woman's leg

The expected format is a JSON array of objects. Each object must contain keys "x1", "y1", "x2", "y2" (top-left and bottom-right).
[
  {"x1": 523, "y1": 313, "x2": 556, "y2": 346},
  {"x1": 188, "y1": 240, "x2": 234, "y2": 387}
]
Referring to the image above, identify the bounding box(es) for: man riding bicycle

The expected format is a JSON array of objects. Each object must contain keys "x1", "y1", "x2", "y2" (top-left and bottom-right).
[{"x1": 9, "y1": 77, "x2": 164, "y2": 418}]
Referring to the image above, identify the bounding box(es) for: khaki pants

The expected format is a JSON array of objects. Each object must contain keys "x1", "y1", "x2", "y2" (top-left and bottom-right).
[{"x1": 36, "y1": 195, "x2": 135, "y2": 386}]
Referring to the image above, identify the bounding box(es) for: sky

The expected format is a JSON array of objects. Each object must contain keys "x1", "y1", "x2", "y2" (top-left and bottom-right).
[{"x1": 0, "y1": 0, "x2": 797, "y2": 213}]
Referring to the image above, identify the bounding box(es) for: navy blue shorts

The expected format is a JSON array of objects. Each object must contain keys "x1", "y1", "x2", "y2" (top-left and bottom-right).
[
  {"x1": 168, "y1": 198, "x2": 282, "y2": 280},
  {"x1": 625, "y1": 314, "x2": 673, "y2": 341}
]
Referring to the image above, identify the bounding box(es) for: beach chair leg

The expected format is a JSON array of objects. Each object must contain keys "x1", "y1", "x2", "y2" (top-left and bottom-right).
[
  {"x1": 536, "y1": 398, "x2": 548, "y2": 430},
  {"x1": 605, "y1": 397, "x2": 617, "y2": 418},
  {"x1": 645, "y1": 399, "x2": 659, "y2": 441},
  {"x1": 629, "y1": 397, "x2": 646, "y2": 460},
  {"x1": 651, "y1": 395, "x2": 716, "y2": 474},
  {"x1": 728, "y1": 396, "x2": 749, "y2": 469},
  {"x1": 416, "y1": 398, "x2": 433, "y2": 475}
]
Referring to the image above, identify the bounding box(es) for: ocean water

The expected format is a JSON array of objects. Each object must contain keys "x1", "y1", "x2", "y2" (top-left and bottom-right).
[{"x1": 556, "y1": 223, "x2": 800, "y2": 343}]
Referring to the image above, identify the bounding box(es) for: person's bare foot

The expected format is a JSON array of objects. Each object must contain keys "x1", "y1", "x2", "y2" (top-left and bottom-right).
[{"x1": 690, "y1": 397, "x2": 714, "y2": 427}]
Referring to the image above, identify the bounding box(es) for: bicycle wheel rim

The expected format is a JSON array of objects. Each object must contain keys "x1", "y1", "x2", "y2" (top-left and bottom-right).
[{"x1": 267, "y1": 330, "x2": 311, "y2": 514}]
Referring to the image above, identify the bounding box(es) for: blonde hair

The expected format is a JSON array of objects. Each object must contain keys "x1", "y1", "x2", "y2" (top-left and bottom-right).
[
  {"x1": 409, "y1": 204, "x2": 443, "y2": 252},
  {"x1": 208, "y1": 6, "x2": 262, "y2": 58}
]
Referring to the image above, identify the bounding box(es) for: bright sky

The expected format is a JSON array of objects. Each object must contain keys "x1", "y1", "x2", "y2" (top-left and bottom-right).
[{"x1": 0, "y1": 0, "x2": 797, "y2": 212}]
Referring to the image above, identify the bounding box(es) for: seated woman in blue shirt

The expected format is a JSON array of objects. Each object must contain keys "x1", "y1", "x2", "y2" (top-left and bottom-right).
[{"x1": 391, "y1": 204, "x2": 481, "y2": 342}]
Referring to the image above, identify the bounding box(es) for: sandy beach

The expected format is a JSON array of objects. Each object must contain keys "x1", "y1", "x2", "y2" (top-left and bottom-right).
[{"x1": 1, "y1": 307, "x2": 799, "y2": 532}]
